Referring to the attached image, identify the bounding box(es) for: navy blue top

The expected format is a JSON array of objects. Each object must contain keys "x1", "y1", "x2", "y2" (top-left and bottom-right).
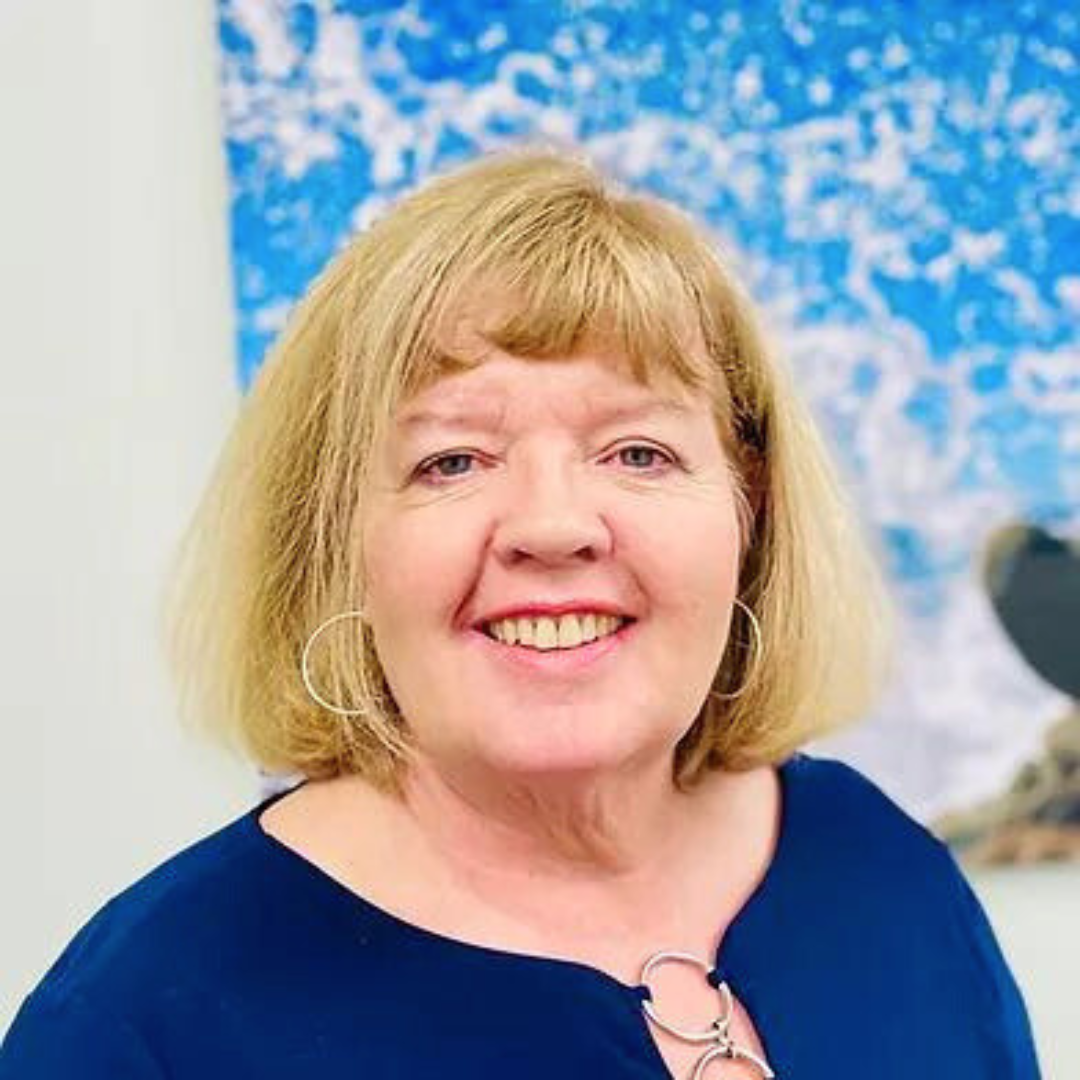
[{"x1": 0, "y1": 753, "x2": 1041, "y2": 1078}]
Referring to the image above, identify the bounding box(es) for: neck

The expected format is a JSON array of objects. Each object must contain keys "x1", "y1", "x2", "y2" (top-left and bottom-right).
[
  {"x1": 310, "y1": 755, "x2": 767, "y2": 981},
  {"x1": 394, "y1": 753, "x2": 708, "y2": 930}
]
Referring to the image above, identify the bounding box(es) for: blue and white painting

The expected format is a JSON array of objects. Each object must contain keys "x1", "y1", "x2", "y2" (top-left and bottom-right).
[{"x1": 217, "y1": 0, "x2": 1080, "y2": 859}]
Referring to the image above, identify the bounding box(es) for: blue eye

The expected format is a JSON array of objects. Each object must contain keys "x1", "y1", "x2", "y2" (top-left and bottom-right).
[
  {"x1": 613, "y1": 444, "x2": 675, "y2": 471},
  {"x1": 415, "y1": 452, "x2": 479, "y2": 483}
]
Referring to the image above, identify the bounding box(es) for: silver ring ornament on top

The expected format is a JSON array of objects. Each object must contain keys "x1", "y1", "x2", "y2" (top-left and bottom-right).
[{"x1": 639, "y1": 950, "x2": 776, "y2": 1078}]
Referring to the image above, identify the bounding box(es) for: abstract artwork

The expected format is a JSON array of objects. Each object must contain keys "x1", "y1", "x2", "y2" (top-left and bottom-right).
[{"x1": 217, "y1": 0, "x2": 1080, "y2": 862}]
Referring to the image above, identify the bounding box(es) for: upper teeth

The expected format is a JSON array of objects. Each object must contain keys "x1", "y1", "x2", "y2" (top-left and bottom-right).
[{"x1": 486, "y1": 613, "x2": 626, "y2": 650}]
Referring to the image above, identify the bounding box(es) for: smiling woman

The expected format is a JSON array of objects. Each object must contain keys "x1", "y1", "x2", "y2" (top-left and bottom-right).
[
  {"x1": 169, "y1": 149, "x2": 893, "y2": 794},
  {"x1": 0, "y1": 149, "x2": 1040, "y2": 1078}
]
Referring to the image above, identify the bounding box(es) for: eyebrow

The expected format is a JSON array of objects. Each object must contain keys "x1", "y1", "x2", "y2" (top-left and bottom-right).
[{"x1": 397, "y1": 397, "x2": 693, "y2": 434}]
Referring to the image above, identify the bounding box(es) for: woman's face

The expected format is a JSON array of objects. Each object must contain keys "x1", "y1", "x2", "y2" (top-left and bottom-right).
[{"x1": 362, "y1": 342, "x2": 744, "y2": 785}]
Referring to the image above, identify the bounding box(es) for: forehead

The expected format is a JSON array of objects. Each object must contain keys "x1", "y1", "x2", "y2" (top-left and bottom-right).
[{"x1": 394, "y1": 350, "x2": 702, "y2": 435}]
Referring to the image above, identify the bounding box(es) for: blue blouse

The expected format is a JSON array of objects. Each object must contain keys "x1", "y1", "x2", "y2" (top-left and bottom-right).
[{"x1": 0, "y1": 752, "x2": 1041, "y2": 1078}]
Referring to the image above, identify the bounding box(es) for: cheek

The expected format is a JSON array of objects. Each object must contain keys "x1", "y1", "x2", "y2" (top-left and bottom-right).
[
  {"x1": 625, "y1": 499, "x2": 741, "y2": 616},
  {"x1": 362, "y1": 508, "x2": 482, "y2": 638}
]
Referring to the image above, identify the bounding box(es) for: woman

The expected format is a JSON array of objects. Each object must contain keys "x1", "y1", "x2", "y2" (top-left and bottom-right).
[{"x1": 0, "y1": 150, "x2": 1040, "y2": 1078}]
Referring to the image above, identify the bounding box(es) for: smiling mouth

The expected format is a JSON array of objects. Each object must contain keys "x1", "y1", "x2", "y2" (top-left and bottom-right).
[{"x1": 482, "y1": 613, "x2": 635, "y2": 651}]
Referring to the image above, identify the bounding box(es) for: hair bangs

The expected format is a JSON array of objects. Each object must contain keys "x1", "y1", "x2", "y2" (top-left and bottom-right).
[{"x1": 398, "y1": 211, "x2": 721, "y2": 404}]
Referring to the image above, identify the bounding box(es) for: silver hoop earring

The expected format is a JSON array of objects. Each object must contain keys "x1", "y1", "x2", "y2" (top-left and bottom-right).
[
  {"x1": 712, "y1": 598, "x2": 762, "y2": 701},
  {"x1": 300, "y1": 610, "x2": 368, "y2": 717}
]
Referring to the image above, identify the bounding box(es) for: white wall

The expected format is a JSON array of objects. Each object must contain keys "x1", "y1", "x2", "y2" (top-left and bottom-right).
[
  {"x1": 0, "y1": 1, "x2": 1071, "y2": 1074},
  {"x1": 0, "y1": 0, "x2": 251, "y2": 1027},
  {"x1": 976, "y1": 864, "x2": 1075, "y2": 1075}
]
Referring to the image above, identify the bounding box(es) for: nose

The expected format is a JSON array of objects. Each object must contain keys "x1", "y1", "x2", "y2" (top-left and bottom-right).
[{"x1": 491, "y1": 455, "x2": 614, "y2": 568}]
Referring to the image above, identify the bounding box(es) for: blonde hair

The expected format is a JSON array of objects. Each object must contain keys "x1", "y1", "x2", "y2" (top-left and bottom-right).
[{"x1": 164, "y1": 147, "x2": 896, "y2": 792}]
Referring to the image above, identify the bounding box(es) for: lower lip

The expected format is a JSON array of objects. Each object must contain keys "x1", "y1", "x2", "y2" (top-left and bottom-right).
[{"x1": 467, "y1": 621, "x2": 637, "y2": 675}]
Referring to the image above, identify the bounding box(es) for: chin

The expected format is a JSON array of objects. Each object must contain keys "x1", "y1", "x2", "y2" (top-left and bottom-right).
[{"x1": 466, "y1": 722, "x2": 668, "y2": 785}]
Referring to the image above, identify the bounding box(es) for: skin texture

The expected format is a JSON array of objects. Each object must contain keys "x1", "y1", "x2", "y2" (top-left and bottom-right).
[{"x1": 362, "y1": 342, "x2": 746, "y2": 874}]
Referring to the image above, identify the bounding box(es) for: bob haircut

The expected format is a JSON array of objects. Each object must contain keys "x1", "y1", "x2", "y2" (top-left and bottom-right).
[{"x1": 165, "y1": 148, "x2": 896, "y2": 793}]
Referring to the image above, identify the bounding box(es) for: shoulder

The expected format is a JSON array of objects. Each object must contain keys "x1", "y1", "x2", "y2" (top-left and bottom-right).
[
  {"x1": 777, "y1": 751, "x2": 976, "y2": 930},
  {"x1": 11, "y1": 803, "x2": 274, "y2": 1015},
  {"x1": 781, "y1": 752, "x2": 1041, "y2": 1072},
  {"x1": 1, "y1": 808, "x2": 280, "y2": 1074},
  {"x1": 784, "y1": 750, "x2": 950, "y2": 871},
  {"x1": 785, "y1": 749, "x2": 920, "y2": 822}
]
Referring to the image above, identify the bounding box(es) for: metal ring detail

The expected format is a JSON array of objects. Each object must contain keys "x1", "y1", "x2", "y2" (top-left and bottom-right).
[
  {"x1": 300, "y1": 609, "x2": 368, "y2": 717},
  {"x1": 639, "y1": 951, "x2": 734, "y2": 1044}
]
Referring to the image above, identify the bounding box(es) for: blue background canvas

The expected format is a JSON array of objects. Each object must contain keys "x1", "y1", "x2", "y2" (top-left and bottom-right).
[{"x1": 216, "y1": 0, "x2": 1079, "y2": 819}]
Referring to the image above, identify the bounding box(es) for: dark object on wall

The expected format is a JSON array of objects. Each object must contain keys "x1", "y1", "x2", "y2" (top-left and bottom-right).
[
  {"x1": 985, "y1": 524, "x2": 1080, "y2": 697},
  {"x1": 933, "y1": 523, "x2": 1080, "y2": 865}
]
